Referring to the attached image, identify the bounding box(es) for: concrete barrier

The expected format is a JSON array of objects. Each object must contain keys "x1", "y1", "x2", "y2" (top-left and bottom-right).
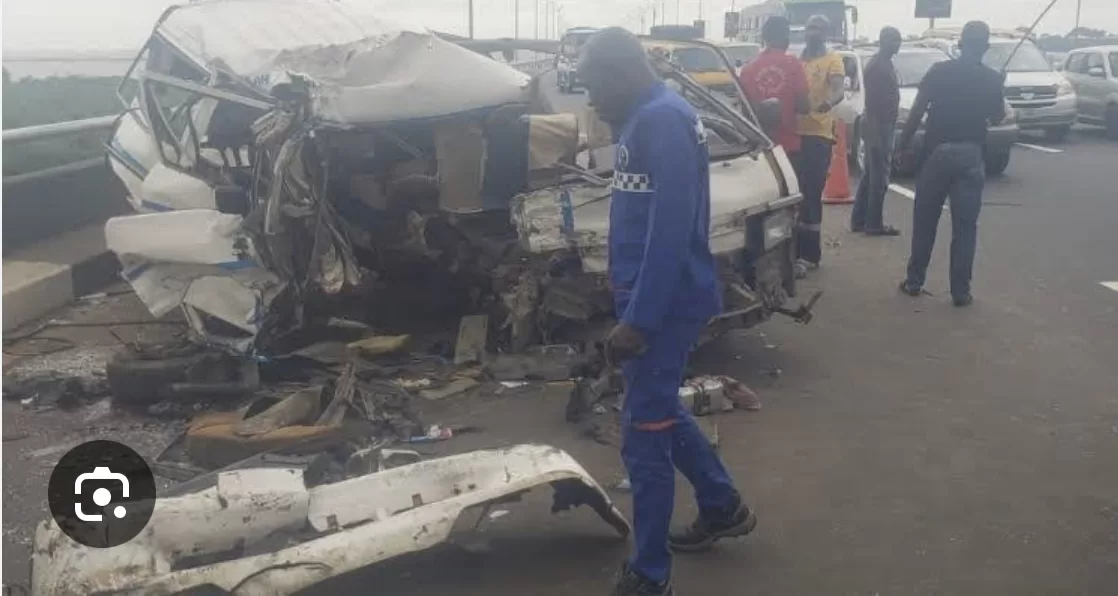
[{"x1": 2, "y1": 116, "x2": 125, "y2": 330}]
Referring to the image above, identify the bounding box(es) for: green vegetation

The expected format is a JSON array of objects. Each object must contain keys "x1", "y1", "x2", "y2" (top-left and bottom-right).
[{"x1": 2, "y1": 70, "x2": 124, "y2": 176}]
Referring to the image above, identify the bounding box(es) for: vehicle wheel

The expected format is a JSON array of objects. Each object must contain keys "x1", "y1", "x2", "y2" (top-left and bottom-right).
[
  {"x1": 1044, "y1": 125, "x2": 1071, "y2": 143},
  {"x1": 985, "y1": 150, "x2": 1011, "y2": 176},
  {"x1": 1106, "y1": 105, "x2": 1118, "y2": 140}
]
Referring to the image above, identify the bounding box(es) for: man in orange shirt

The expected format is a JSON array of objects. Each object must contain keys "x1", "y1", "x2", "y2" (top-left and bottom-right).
[{"x1": 739, "y1": 16, "x2": 810, "y2": 153}]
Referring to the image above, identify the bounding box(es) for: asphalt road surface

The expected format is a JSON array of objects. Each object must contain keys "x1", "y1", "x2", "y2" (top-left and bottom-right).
[{"x1": 3, "y1": 74, "x2": 1116, "y2": 594}]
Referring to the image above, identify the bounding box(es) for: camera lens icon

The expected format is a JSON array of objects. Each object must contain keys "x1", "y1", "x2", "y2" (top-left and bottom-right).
[
  {"x1": 49, "y1": 440, "x2": 156, "y2": 548},
  {"x1": 91, "y1": 488, "x2": 127, "y2": 518},
  {"x1": 75, "y1": 466, "x2": 131, "y2": 522}
]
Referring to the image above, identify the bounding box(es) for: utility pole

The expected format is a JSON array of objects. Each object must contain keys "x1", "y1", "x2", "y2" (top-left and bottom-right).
[
  {"x1": 515, "y1": 0, "x2": 520, "y2": 38},
  {"x1": 1074, "y1": 0, "x2": 1082, "y2": 36},
  {"x1": 676, "y1": 0, "x2": 680, "y2": 24},
  {"x1": 468, "y1": 0, "x2": 474, "y2": 38},
  {"x1": 535, "y1": 0, "x2": 539, "y2": 38}
]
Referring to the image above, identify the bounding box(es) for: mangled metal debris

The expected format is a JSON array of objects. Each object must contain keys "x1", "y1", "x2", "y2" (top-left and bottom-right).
[
  {"x1": 32, "y1": 444, "x2": 630, "y2": 596},
  {"x1": 104, "y1": 0, "x2": 813, "y2": 361}
]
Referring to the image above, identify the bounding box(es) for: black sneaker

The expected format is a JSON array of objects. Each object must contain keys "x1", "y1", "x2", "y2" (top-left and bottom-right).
[
  {"x1": 899, "y1": 280, "x2": 921, "y2": 297},
  {"x1": 952, "y1": 293, "x2": 973, "y2": 307},
  {"x1": 668, "y1": 503, "x2": 757, "y2": 553},
  {"x1": 612, "y1": 564, "x2": 674, "y2": 596}
]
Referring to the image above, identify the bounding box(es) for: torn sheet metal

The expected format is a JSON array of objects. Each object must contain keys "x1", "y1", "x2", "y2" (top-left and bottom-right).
[
  {"x1": 106, "y1": 211, "x2": 246, "y2": 265},
  {"x1": 153, "y1": 0, "x2": 530, "y2": 124},
  {"x1": 511, "y1": 154, "x2": 785, "y2": 273},
  {"x1": 32, "y1": 444, "x2": 630, "y2": 596}
]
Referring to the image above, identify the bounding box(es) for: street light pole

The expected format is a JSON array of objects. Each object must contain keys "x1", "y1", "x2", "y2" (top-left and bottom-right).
[
  {"x1": 675, "y1": 0, "x2": 680, "y2": 24},
  {"x1": 1074, "y1": 0, "x2": 1082, "y2": 36},
  {"x1": 468, "y1": 0, "x2": 474, "y2": 38},
  {"x1": 515, "y1": 0, "x2": 520, "y2": 38},
  {"x1": 535, "y1": 0, "x2": 539, "y2": 39}
]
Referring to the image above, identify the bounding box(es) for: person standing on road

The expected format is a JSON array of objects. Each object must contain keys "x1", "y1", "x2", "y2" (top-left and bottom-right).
[
  {"x1": 577, "y1": 28, "x2": 756, "y2": 596},
  {"x1": 850, "y1": 26, "x2": 903, "y2": 236},
  {"x1": 896, "y1": 21, "x2": 1005, "y2": 307},
  {"x1": 739, "y1": 16, "x2": 810, "y2": 154},
  {"x1": 795, "y1": 14, "x2": 847, "y2": 277}
]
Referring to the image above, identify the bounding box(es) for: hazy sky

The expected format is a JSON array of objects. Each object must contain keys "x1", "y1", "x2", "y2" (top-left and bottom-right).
[{"x1": 3, "y1": 0, "x2": 1117, "y2": 53}]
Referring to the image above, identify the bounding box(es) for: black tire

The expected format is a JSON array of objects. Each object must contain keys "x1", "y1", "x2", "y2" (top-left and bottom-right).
[
  {"x1": 1106, "y1": 105, "x2": 1118, "y2": 141},
  {"x1": 985, "y1": 150, "x2": 1011, "y2": 176},
  {"x1": 1044, "y1": 125, "x2": 1071, "y2": 143},
  {"x1": 106, "y1": 353, "x2": 200, "y2": 404}
]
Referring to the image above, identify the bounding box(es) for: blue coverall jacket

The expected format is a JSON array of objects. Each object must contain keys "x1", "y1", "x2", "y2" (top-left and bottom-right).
[{"x1": 610, "y1": 82, "x2": 723, "y2": 424}]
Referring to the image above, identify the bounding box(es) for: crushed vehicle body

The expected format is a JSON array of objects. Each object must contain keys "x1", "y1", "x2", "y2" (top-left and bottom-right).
[
  {"x1": 105, "y1": 0, "x2": 810, "y2": 356},
  {"x1": 31, "y1": 444, "x2": 631, "y2": 595}
]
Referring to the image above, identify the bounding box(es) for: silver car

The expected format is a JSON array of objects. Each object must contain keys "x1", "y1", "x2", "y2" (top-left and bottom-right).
[
  {"x1": 983, "y1": 39, "x2": 1078, "y2": 142},
  {"x1": 1063, "y1": 46, "x2": 1118, "y2": 139}
]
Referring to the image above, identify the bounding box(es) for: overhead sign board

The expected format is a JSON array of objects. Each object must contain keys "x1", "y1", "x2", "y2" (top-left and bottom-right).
[{"x1": 915, "y1": 0, "x2": 952, "y2": 19}]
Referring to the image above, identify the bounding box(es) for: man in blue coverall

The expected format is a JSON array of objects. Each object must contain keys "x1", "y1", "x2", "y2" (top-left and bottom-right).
[{"x1": 578, "y1": 28, "x2": 757, "y2": 596}]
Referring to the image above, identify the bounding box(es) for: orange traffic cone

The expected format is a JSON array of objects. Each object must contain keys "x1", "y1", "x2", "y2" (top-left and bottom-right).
[{"x1": 823, "y1": 120, "x2": 853, "y2": 204}]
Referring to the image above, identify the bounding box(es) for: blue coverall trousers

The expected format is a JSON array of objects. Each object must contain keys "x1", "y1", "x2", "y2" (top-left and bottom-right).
[{"x1": 620, "y1": 318, "x2": 739, "y2": 583}]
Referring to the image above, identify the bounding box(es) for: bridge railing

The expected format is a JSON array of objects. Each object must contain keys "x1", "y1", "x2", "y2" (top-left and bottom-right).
[
  {"x1": 2, "y1": 115, "x2": 128, "y2": 253},
  {"x1": 2, "y1": 56, "x2": 555, "y2": 254}
]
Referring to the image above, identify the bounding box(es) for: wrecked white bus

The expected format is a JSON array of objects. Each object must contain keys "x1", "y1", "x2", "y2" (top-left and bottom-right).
[{"x1": 103, "y1": 0, "x2": 815, "y2": 358}]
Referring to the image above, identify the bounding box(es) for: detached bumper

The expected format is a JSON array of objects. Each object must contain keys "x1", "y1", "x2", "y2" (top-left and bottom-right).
[{"x1": 1012, "y1": 95, "x2": 1078, "y2": 129}]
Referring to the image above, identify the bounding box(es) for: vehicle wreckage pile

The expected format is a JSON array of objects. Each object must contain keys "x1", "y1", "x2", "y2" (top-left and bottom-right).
[{"x1": 15, "y1": 1, "x2": 798, "y2": 592}]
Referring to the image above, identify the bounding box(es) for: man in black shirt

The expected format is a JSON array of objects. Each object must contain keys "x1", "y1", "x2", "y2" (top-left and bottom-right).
[
  {"x1": 896, "y1": 20, "x2": 1005, "y2": 306},
  {"x1": 851, "y1": 26, "x2": 903, "y2": 236}
]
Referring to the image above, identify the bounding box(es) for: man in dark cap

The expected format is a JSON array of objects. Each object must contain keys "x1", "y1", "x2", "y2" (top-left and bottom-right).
[
  {"x1": 577, "y1": 27, "x2": 755, "y2": 596},
  {"x1": 851, "y1": 26, "x2": 903, "y2": 236},
  {"x1": 896, "y1": 20, "x2": 1005, "y2": 306}
]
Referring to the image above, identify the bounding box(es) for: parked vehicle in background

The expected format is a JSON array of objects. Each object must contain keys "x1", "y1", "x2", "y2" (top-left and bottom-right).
[
  {"x1": 1063, "y1": 46, "x2": 1118, "y2": 139},
  {"x1": 719, "y1": 41, "x2": 762, "y2": 74},
  {"x1": 837, "y1": 49, "x2": 865, "y2": 173},
  {"x1": 887, "y1": 45, "x2": 1019, "y2": 177},
  {"x1": 737, "y1": 0, "x2": 857, "y2": 45},
  {"x1": 922, "y1": 29, "x2": 1076, "y2": 142},
  {"x1": 643, "y1": 38, "x2": 743, "y2": 104},
  {"x1": 555, "y1": 27, "x2": 597, "y2": 93},
  {"x1": 1048, "y1": 51, "x2": 1068, "y2": 71}
]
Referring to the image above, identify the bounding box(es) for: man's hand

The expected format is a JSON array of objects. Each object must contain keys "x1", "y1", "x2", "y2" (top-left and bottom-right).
[{"x1": 605, "y1": 323, "x2": 646, "y2": 365}]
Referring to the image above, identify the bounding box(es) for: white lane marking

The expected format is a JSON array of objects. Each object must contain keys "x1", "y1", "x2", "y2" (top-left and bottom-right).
[
  {"x1": 1101, "y1": 282, "x2": 1118, "y2": 293},
  {"x1": 889, "y1": 183, "x2": 947, "y2": 210},
  {"x1": 889, "y1": 183, "x2": 916, "y2": 200},
  {"x1": 1015, "y1": 142, "x2": 1063, "y2": 154}
]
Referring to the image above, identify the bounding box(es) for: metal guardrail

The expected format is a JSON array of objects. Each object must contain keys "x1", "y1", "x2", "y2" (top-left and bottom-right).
[
  {"x1": 2, "y1": 114, "x2": 128, "y2": 252},
  {"x1": 2, "y1": 114, "x2": 119, "y2": 146}
]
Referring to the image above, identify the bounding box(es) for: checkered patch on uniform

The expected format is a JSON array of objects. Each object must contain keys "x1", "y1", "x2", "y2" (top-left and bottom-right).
[{"x1": 613, "y1": 172, "x2": 653, "y2": 193}]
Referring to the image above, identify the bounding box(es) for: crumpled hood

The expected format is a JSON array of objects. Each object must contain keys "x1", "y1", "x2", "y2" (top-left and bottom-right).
[{"x1": 154, "y1": 0, "x2": 531, "y2": 124}]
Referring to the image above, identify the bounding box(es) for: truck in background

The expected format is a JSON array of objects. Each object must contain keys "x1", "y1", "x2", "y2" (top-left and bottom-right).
[{"x1": 734, "y1": 0, "x2": 858, "y2": 46}]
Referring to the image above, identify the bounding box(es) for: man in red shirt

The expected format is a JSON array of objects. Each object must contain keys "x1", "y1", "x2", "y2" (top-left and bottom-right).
[{"x1": 738, "y1": 16, "x2": 810, "y2": 154}]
